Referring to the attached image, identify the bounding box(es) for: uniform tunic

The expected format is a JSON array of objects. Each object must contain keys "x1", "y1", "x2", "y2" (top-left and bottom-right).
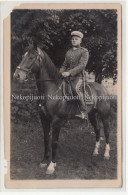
[{"x1": 59, "y1": 46, "x2": 89, "y2": 80}]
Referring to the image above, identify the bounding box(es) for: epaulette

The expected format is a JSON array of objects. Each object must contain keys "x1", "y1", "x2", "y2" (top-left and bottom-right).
[{"x1": 80, "y1": 47, "x2": 88, "y2": 51}]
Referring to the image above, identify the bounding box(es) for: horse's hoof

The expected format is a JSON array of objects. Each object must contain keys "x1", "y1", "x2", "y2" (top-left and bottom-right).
[
  {"x1": 46, "y1": 162, "x2": 56, "y2": 175},
  {"x1": 46, "y1": 168, "x2": 55, "y2": 175},
  {"x1": 93, "y1": 150, "x2": 99, "y2": 156},
  {"x1": 40, "y1": 163, "x2": 47, "y2": 168},
  {"x1": 104, "y1": 156, "x2": 110, "y2": 160}
]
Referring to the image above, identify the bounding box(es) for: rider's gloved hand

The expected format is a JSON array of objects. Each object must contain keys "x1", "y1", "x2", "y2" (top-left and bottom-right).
[{"x1": 62, "y1": 72, "x2": 70, "y2": 77}]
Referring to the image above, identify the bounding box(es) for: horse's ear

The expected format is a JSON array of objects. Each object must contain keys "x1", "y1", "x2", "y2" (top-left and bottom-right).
[
  {"x1": 28, "y1": 38, "x2": 33, "y2": 46},
  {"x1": 33, "y1": 42, "x2": 37, "y2": 50},
  {"x1": 27, "y1": 38, "x2": 37, "y2": 50}
]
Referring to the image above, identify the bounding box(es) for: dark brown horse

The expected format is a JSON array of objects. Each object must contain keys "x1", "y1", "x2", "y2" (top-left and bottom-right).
[{"x1": 13, "y1": 46, "x2": 111, "y2": 174}]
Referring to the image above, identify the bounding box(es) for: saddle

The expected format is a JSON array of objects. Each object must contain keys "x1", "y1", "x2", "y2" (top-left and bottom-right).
[{"x1": 61, "y1": 79, "x2": 93, "y2": 104}]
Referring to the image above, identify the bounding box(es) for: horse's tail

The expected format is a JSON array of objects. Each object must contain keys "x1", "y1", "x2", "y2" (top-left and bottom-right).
[{"x1": 109, "y1": 98, "x2": 117, "y2": 121}]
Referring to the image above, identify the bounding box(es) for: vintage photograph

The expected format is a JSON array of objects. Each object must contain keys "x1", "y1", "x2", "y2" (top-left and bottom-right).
[{"x1": 4, "y1": 3, "x2": 122, "y2": 188}]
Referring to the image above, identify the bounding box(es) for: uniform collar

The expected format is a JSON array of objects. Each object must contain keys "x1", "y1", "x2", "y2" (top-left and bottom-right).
[{"x1": 72, "y1": 45, "x2": 81, "y2": 50}]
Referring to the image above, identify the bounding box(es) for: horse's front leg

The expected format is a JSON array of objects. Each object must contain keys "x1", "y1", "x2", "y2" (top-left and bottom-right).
[
  {"x1": 46, "y1": 116, "x2": 61, "y2": 174},
  {"x1": 39, "y1": 109, "x2": 51, "y2": 168}
]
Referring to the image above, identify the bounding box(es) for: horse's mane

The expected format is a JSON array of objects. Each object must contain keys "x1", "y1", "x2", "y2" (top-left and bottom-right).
[{"x1": 38, "y1": 47, "x2": 60, "y2": 82}]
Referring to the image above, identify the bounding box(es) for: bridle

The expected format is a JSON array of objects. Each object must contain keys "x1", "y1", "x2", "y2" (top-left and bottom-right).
[
  {"x1": 16, "y1": 49, "x2": 42, "y2": 81},
  {"x1": 16, "y1": 66, "x2": 32, "y2": 73},
  {"x1": 15, "y1": 48, "x2": 62, "y2": 82}
]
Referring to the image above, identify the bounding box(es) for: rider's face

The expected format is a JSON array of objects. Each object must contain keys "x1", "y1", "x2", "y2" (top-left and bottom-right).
[{"x1": 71, "y1": 36, "x2": 82, "y2": 47}]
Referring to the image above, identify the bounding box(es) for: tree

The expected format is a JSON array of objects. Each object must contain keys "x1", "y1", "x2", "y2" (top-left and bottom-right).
[{"x1": 11, "y1": 9, "x2": 117, "y2": 83}]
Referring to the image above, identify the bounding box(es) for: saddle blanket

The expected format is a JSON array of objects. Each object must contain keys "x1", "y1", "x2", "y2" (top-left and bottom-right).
[{"x1": 62, "y1": 80, "x2": 93, "y2": 105}]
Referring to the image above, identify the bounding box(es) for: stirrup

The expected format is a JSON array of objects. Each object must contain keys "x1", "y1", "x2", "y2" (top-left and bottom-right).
[{"x1": 38, "y1": 104, "x2": 47, "y2": 115}]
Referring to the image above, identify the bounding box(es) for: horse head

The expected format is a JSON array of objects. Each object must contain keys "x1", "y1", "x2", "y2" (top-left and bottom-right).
[
  {"x1": 14, "y1": 45, "x2": 61, "y2": 83},
  {"x1": 13, "y1": 45, "x2": 42, "y2": 82}
]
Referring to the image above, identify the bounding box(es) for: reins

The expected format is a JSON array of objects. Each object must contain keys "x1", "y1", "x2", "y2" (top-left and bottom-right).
[{"x1": 16, "y1": 48, "x2": 80, "y2": 102}]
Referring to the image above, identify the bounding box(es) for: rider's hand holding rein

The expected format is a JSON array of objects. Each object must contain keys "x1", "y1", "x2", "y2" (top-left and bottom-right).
[{"x1": 62, "y1": 72, "x2": 70, "y2": 77}]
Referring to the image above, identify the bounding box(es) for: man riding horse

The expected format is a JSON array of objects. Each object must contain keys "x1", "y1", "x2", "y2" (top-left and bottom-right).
[
  {"x1": 13, "y1": 36, "x2": 111, "y2": 174},
  {"x1": 59, "y1": 31, "x2": 89, "y2": 120}
]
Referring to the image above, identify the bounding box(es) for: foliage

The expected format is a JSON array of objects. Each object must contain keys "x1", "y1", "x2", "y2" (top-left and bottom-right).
[{"x1": 11, "y1": 9, "x2": 117, "y2": 83}]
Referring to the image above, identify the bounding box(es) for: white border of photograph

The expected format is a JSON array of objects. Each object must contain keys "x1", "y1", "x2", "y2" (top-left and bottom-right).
[{"x1": 0, "y1": 0, "x2": 127, "y2": 192}]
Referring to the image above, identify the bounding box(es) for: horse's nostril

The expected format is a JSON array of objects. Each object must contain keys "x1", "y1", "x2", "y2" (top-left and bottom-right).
[{"x1": 13, "y1": 73, "x2": 20, "y2": 80}]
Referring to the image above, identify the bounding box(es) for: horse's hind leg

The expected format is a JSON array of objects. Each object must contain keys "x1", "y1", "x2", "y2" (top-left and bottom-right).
[
  {"x1": 46, "y1": 116, "x2": 61, "y2": 174},
  {"x1": 102, "y1": 117, "x2": 110, "y2": 160},
  {"x1": 88, "y1": 110, "x2": 100, "y2": 156}
]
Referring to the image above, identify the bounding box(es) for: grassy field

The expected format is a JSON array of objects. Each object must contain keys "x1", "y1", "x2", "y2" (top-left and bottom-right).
[{"x1": 10, "y1": 105, "x2": 117, "y2": 180}]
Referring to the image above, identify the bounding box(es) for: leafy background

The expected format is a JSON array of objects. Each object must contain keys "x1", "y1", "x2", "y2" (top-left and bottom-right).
[{"x1": 11, "y1": 9, "x2": 117, "y2": 83}]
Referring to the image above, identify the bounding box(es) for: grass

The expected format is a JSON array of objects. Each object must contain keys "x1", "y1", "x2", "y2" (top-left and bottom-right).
[{"x1": 10, "y1": 109, "x2": 117, "y2": 180}]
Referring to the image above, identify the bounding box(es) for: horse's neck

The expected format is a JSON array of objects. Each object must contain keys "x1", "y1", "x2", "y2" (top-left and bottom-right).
[
  {"x1": 36, "y1": 68, "x2": 61, "y2": 96},
  {"x1": 36, "y1": 49, "x2": 61, "y2": 96}
]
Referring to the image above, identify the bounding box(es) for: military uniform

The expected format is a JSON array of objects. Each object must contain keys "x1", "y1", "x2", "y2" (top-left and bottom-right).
[
  {"x1": 60, "y1": 45, "x2": 89, "y2": 115},
  {"x1": 60, "y1": 46, "x2": 89, "y2": 79}
]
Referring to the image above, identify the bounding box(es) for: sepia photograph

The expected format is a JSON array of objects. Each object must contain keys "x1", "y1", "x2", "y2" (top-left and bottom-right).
[{"x1": 4, "y1": 3, "x2": 122, "y2": 188}]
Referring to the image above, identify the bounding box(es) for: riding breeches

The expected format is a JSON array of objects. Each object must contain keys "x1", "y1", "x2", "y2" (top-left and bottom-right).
[{"x1": 71, "y1": 78, "x2": 86, "y2": 112}]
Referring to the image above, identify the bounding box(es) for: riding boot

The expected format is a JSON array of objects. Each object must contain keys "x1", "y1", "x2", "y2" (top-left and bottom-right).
[
  {"x1": 75, "y1": 98, "x2": 88, "y2": 120},
  {"x1": 72, "y1": 78, "x2": 88, "y2": 120}
]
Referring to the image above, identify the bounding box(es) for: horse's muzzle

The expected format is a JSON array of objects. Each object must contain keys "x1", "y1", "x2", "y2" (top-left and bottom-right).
[{"x1": 13, "y1": 71, "x2": 28, "y2": 83}]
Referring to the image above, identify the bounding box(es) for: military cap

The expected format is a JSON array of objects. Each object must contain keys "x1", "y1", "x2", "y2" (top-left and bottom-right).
[{"x1": 71, "y1": 31, "x2": 84, "y2": 39}]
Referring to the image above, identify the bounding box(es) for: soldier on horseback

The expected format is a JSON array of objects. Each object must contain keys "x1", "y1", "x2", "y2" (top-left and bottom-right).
[{"x1": 59, "y1": 31, "x2": 89, "y2": 119}]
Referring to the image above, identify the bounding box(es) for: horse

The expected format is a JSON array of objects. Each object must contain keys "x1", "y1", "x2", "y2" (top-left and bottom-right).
[{"x1": 13, "y1": 45, "x2": 111, "y2": 175}]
